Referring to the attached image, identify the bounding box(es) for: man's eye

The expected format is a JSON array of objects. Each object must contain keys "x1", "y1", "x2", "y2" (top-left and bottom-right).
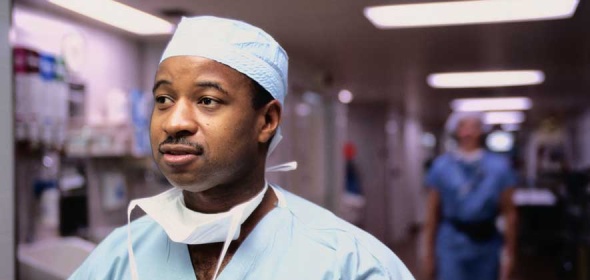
[
  {"x1": 155, "y1": 96, "x2": 171, "y2": 104},
  {"x1": 199, "y1": 97, "x2": 219, "y2": 106}
]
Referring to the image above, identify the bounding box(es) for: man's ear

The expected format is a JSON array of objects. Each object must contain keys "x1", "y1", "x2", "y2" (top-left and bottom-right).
[{"x1": 257, "y1": 100, "x2": 281, "y2": 144}]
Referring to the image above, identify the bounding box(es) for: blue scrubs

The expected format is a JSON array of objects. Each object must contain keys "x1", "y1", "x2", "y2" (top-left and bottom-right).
[
  {"x1": 426, "y1": 151, "x2": 515, "y2": 280},
  {"x1": 70, "y1": 187, "x2": 414, "y2": 280}
]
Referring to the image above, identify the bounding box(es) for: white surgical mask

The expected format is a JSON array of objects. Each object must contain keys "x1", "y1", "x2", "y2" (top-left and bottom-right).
[
  {"x1": 126, "y1": 162, "x2": 296, "y2": 280},
  {"x1": 127, "y1": 184, "x2": 266, "y2": 280}
]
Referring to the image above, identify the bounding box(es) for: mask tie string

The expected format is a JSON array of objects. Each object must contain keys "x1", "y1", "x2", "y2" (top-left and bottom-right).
[
  {"x1": 212, "y1": 208, "x2": 243, "y2": 280},
  {"x1": 127, "y1": 200, "x2": 141, "y2": 280},
  {"x1": 265, "y1": 161, "x2": 297, "y2": 172}
]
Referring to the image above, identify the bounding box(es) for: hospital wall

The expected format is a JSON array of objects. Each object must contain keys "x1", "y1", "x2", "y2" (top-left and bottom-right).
[
  {"x1": 0, "y1": 0, "x2": 15, "y2": 279},
  {"x1": 385, "y1": 111, "x2": 420, "y2": 245},
  {"x1": 347, "y1": 104, "x2": 390, "y2": 241},
  {"x1": 346, "y1": 101, "x2": 428, "y2": 246}
]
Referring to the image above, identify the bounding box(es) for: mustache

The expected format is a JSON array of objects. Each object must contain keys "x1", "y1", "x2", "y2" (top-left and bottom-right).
[{"x1": 158, "y1": 137, "x2": 204, "y2": 153}]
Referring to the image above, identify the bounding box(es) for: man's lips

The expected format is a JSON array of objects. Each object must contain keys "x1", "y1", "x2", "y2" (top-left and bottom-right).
[
  {"x1": 159, "y1": 144, "x2": 203, "y2": 166},
  {"x1": 159, "y1": 144, "x2": 202, "y2": 155}
]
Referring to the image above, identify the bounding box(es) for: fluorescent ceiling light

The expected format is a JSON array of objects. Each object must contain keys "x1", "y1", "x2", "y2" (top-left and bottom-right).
[
  {"x1": 364, "y1": 0, "x2": 579, "y2": 29},
  {"x1": 49, "y1": 0, "x2": 174, "y2": 35},
  {"x1": 451, "y1": 97, "x2": 532, "y2": 112},
  {"x1": 484, "y1": 111, "x2": 525, "y2": 124},
  {"x1": 428, "y1": 70, "x2": 545, "y2": 88}
]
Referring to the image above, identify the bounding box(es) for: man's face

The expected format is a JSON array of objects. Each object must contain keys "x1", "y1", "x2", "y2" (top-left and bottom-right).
[
  {"x1": 150, "y1": 56, "x2": 263, "y2": 192},
  {"x1": 456, "y1": 117, "x2": 483, "y2": 148}
]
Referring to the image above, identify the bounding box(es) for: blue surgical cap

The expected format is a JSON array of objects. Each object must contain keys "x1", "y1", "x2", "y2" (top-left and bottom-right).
[{"x1": 159, "y1": 16, "x2": 289, "y2": 154}]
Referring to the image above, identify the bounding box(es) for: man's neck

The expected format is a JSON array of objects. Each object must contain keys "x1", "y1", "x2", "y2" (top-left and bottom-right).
[
  {"x1": 187, "y1": 187, "x2": 279, "y2": 279},
  {"x1": 182, "y1": 170, "x2": 266, "y2": 213}
]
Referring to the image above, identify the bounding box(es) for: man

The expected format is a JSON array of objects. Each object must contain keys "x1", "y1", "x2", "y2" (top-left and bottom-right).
[
  {"x1": 423, "y1": 112, "x2": 518, "y2": 280},
  {"x1": 70, "y1": 16, "x2": 413, "y2": 280}
]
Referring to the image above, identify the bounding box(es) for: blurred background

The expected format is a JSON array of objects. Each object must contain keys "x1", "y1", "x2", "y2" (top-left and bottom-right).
[{"x1": 1, "y1": 0, "x2": 590, "y2": 279}]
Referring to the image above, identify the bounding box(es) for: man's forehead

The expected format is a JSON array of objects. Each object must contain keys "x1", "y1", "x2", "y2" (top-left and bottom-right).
[{"x1": 153, "y1": 55, "x2": 253, "y2": 95}]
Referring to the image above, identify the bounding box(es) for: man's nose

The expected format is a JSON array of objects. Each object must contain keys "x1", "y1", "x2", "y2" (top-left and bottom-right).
[{"x1": 162, "y1": 100, "x2": 198, "y2": 137}]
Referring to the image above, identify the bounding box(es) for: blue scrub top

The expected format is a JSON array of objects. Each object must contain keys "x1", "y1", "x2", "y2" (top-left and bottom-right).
[
  {"x1": 70, "y1": 187, "x2": 414, "y2": 280},
  {"x1": 426, "y1": 151, "x2": 515, "y2": 280}
]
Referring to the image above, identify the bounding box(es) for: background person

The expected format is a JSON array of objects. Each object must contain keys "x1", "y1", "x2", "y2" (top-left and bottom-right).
[{"x1": 423, "y1": 112, "x2": 518, "y2": 280}]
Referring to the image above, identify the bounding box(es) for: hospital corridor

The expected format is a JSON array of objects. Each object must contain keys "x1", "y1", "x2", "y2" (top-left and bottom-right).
[{"x1": 2, "y1": 0, "x2": 590, "y2": 279}]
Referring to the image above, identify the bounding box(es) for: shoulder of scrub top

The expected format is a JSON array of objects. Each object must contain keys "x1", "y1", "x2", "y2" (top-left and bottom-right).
[
  {"x1": 276, "y1": 186, "x2": 415, "y2": 280},
  {"x1": 69, "y1": 215, "x2": 157, "y2": 280}
]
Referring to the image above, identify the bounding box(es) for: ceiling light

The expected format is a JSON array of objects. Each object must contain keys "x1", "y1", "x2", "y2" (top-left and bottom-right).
[
  {"x1": 338, "y1": 89, "x2": 353, "y2": 104},
  {"x1": 364, "y1": 0, "x2": 579, "y2": 29},
  {"x1": 49, "y1": 0, "x2": 174, "y2": 35},
  {"x1": 421, "y1": 132, "x2": 436, "y2": 148},
  {"x1": 484, "y1": 111, "x2": 525, "y2": 125},
  {"x1": 428, "y1": 70, "x2": 545, "y2": 88},
  {"x1": 486, "y1": 131, "x2": 514, "y2": 152},
  {"x1": 451, "y1": 97, "x2": 532, "y2": 112}
]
